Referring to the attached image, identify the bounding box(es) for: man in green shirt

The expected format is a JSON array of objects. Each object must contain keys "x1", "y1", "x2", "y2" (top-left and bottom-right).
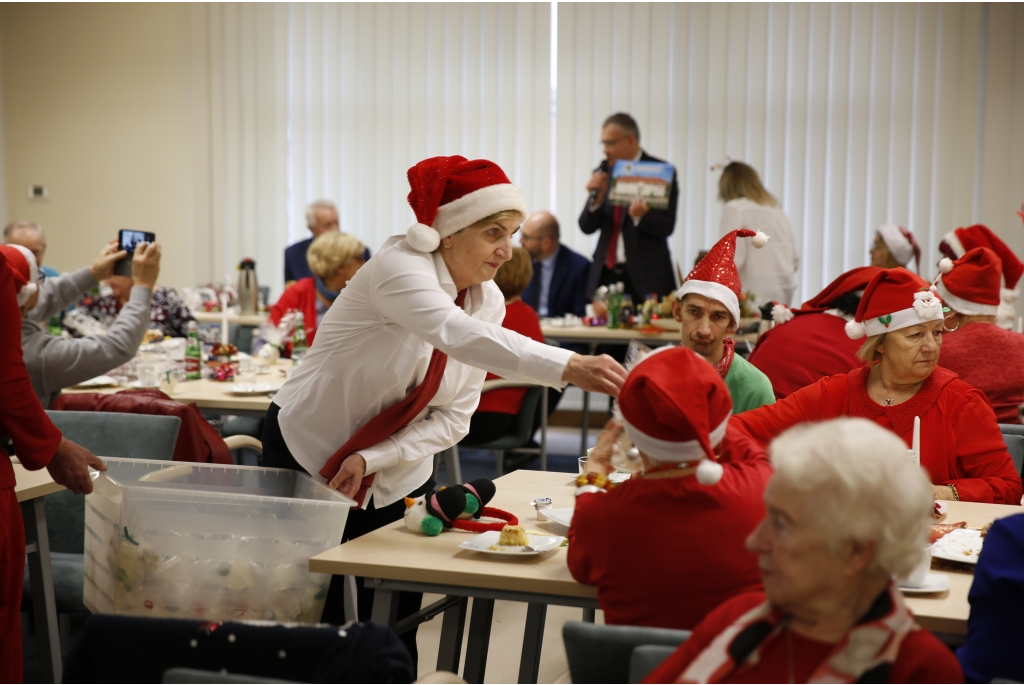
[{"x1": 672, "y1": 229, "x2": 776, "y2": 414}]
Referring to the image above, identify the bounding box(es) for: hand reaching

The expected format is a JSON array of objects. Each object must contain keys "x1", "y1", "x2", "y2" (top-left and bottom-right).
[
  {"x1": 328, "y1": 453, "x2": 366, "y2": 500},
  {"x1": 46, "y1": 437, "x2": 106, "y2": 495},
  {"x1": 562, "y1": 354, "x2": 628, "y2": 397}
]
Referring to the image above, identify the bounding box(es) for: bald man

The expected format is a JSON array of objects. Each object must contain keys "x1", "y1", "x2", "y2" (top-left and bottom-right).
[{"x1": 519, "y1": 211, "x2": 591, "y2": 318}]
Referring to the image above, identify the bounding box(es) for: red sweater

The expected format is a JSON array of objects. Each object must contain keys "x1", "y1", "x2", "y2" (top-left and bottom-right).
[
  {"x1": 270, "y1": 277, "x2": 319, "y2": 347},
  {"x1": 476, "y1": 300, "x2": 545, "y2": 415},
  {"x1": 747, "y1": 312, "x2": 862, "y2": 400},
  {"x1": 733, "y1": 365, "x2": 1022, "y2": 504},
  {"x1": 643, "y1": 591, "x2": 963, "y2": 684},
  {"x1": 939, "y1": 322, "x2": 1024, "y2": 424},
  {"x1": 0, "y1": 253, "x2": 63, "y2": 488},
  {"x1": 567, "y1": 425, "x2": 771, "y2": 630}
]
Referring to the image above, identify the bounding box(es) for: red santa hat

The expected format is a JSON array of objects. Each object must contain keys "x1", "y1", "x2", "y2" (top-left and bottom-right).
[
  {"x1": 939, "y1": 224, "x2": 1023, "y2": 300},
  {"x1": 844, "y1": 268, "x2": 945, "y2": 339},
  {"x1": 771, "y1": 266, "x2": 883, "y2": 324},
  {"x1": 405, "y1": 156, "x2": 528, "y2": 253},
  {"x1": 934, "y1": 247, "x2": 1002, "y2": 317},
  {"x1": 618, "y1": 346, "x2": 732, "y2": 485},
  {"x1": 675, "y1": 229, "x2": 769, "y2": 323},
  {"x1": 0, "y1": 244, "x2": 39, "y2": 307},
  {"x1": 877, "y1": 224, "x2": 921, "y2": 273}
]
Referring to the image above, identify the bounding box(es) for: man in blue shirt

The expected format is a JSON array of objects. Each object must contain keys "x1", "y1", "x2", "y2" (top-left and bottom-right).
[
  {"x1": 284, "y1": 200, "x2": 370, "y2": 286},
  {"x1": 520, "y1": 211, "x2": 590, "y2": 318}
]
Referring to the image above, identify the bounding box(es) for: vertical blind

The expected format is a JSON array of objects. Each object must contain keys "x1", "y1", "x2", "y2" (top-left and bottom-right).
[{"x1": 203, "y1": 3, "x2": 1010, "y2": 302}]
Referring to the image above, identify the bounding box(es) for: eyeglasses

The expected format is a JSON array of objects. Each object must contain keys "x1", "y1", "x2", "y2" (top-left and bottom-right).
[
  {"x1": 35, "y1": 271, "x2": 46, "y2": 284},
  {"x1": 600, "y1": 135, "x2": 628, "y2": 148}
]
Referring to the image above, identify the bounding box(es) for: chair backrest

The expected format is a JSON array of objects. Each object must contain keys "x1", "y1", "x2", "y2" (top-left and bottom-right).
[
  {"x1": 44, "y1": 411, "x2": 181, "y2": 554},
  {"x1": 630, "y1": 645, "x2": 679, "y2": 684},
  {"x1": 563, "y1": 621, "x2": 690, "y2": 685},
  {"x1": 999, "y1": 425, "x2": 1024, "y2": 477},
  {"x1": 507, "y1": 386, "x2": 544, "y2": 445}
]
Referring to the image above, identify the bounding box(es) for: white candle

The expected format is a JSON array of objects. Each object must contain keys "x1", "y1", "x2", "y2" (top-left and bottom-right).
[
  {"x1": 219, "y1": 293, "x2": 230, "y2": 345},
  {"x1": 911, "y1": 415, "x2": 921, "y2": 465}
]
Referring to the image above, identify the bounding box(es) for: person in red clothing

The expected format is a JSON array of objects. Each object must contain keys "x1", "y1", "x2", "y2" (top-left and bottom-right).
[
  {"x1": 645, "y1": 419, "x2": 962, "y2": 684},
  {"x1": 567, "y1": 346, "x2": 772, "y2": 630},
  {"x1": 734, "y1": 268, "x2": 1022, "y2": 504},
  {"x1": 0, "y1": 246, "x2": 106, "y2": 683},
  {"x1": 939, "y1": 222, "x2": 1024, "y2": 331},
  {"x1": 465, "y1": 247, "x2": 547, "y2": 443},
  {"x1": 749, "y1": 266, "x2": 882, "y2": 399},
  {"x1": 265, "y1": 231, "x2": 365, "y2": 353},
  {"x1": 936, "y1": 247, "x2": 1024, "y2": 424}
]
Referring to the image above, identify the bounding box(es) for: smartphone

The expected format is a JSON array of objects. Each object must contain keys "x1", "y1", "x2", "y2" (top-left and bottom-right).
[{"x1": 114, "y1": 229, "x2": 156, "y2": 277}]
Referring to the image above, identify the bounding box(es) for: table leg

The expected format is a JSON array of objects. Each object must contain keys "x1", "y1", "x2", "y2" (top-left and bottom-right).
[
  {"x1": 518, "y1": 603, "x2": 547, "y2": 684},
  {"x1": 436, "y1": 596, "x2": 468, "y2": 674},
  {"x1": 580, "y1": 390, "x2": 591, "y2": 457},
  {"x1": 342, "y1": 575, "x2": 359, "y2": 624},
  {"x1": 370, "y1": 585, "x2": 400, "y2": 627},
  {"x1": 22, "y1": 498, "x2": 61, "y2": 684},
  {"x1": 462, "y1": 597, "x2": 494, "y2": 684},
  {"x1": 582, "y1": 607, "x2": 596, "y2": 623}
]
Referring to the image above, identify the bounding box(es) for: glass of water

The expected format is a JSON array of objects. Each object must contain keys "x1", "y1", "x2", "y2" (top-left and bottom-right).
[{"x1": 236, "y1": 357, "x2": 256, "y2": 387}]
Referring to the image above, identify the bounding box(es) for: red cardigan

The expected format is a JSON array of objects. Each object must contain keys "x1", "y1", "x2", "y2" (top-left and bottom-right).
[
  {"x1": 733, "y1": 365, "x2": 1023, "y2": 504},
  {"x1": 939, "y1": 322, "x2": 1024, "y2": 424},
  {"x1": 0, "y1": 252, "x2": 63, "y2": 488},
  {"x1": 270, "y1": 278, "x2": 319, "y2": 347},
  {"x1": 747, "y1": 312, "x2": 862, "y2": 400},
  {"x1": 476, "y1": 300, "x2": 545, "y2": 415},
  {"x1": 643, "y1": 591, "x2": 963, "y2": 683},
  {"x1": 567, "y1": 425, "x2": 771, "y2": 630}
]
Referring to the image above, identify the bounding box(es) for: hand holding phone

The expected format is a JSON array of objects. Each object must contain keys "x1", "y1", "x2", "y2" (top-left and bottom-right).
[{"x1": 113, "y1": 229, "x2": 155, "y2": 277}]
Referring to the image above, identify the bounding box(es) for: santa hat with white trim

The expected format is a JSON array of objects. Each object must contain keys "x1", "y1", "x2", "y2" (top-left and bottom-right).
[
  {"x1": 939, "y1": 224, "x2": 1023, "y2": 302},
  {"x1": 934, "y1": 247, "x2": 1002, "y2": 317},
  {"x1": 676, "y1": 229, "x2": 769, "y2": 323},
  {"x1": 0, "y1": 244, "x2": 39, "y2": 307},
  {"x1": 618, "y1": 345, "x2": 732, "y2": 485},
  {"x1": 405, "y1": 156, "x2": 529, "y2": 253},
  {"x1": 844, "y1": 268, "x2": 945, "y2": 340},
  {"x1": 771, "y1": 266, "x2": 883, "y2": 324},
  {"x1": 877, "y1": 224, "x2": 921, "y2": 273}
]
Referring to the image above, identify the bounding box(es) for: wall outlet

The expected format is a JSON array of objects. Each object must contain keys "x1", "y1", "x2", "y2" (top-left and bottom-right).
[{"x1": 27, "y1": 184, "x2": 48, "y2": 200}]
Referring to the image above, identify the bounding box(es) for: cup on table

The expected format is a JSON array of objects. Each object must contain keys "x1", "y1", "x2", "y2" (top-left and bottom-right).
[
  {"x1": 160, "y1": 369, "x2": 180, "y2": 395},
  {"x1": 163, "y1": 337, "x2": 186, "y2": 362},
  {"x1": 136, "y1": 361, "x2": 162, "y2": 388},
  {"x1": 578, "y1": 456, "x2": 588, "y2": 474},
  {"x1": 236, "y1": 358, "x2": 256, "y2": 387},
  {"x1": 897, "y1": 546, "x2": 933, "y2": 588}
]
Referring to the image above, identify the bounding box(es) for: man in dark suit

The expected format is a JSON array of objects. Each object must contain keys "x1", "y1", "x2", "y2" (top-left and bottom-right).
[
  {"x1": 579, "y1": 113, "x2": 678, "y2": 304},
  {"x1": 284, "y1": 200, "x2": 370, "y2": 287},
  {"x1": 520, "y1": 211, "x2": 590, "y2": 318}
]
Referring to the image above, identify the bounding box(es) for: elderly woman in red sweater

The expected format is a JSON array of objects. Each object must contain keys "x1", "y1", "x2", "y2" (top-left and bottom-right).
[
  {"x1": 645, "y1": 419, "x2": 962, "y2": 684},
  {"x1": 567, "y1": 346, "x2": 772, "y2": 630},
  {"x1": 268, "y1": 231, "x2": 365, "y2": 349},
  {"x1": 733, "y1": 268, "x2": 1022, "y2": 504}
]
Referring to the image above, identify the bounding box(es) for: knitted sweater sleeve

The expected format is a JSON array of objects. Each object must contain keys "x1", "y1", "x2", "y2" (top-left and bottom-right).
[{"x1": 943, "y1": 388, "x2": 1023, "y2": 504}]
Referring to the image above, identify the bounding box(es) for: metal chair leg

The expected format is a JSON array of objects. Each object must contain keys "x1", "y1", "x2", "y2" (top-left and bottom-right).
[{"x1": 444, "y1": 445, "x2": 462, "y2": 485}]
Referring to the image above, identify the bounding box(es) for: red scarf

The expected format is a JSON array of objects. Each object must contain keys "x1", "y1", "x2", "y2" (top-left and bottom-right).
[
  {"x1": 676, "y1": 584, "x2": 915, "y2": 684},
  {"x1": 319, "y1": 289, "x2": 467, "y2": 507},
  {"x1": 714, "y1": 337, "x2": 736, "y2": 379}
]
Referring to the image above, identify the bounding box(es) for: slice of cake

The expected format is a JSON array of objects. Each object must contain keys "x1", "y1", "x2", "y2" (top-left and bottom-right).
[{"x1": 498, "y1": 524, "x2": 529, "y2": 546}]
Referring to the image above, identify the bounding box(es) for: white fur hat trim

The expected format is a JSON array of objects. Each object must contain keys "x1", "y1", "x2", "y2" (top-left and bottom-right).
[
  {"x1": 675, "y1": 280, "x2": 740, "y2": 325},
  {"x1": 942, "y1": 231, "x2": 965, "y2": 259},
  {"x1": 936, "y1": 278, "x2": 999, "y2": 317},
  {"x1": 621, "y1": 414, "x2": 729, "y2": 464},
  {"x1": 8, "y1": 243, "x2": 39, "y2": 307},
  {"x1": 877, "y1": 224, "x2": 914, "y2": 266},
  {"x1": 1002, "y1": 287, "x2": 1019, "y2": 304}
]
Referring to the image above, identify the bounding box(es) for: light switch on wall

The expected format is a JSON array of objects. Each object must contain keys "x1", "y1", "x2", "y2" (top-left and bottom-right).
[{"x1": 27, "y1": 184, "x2": 48, "y2": 200}]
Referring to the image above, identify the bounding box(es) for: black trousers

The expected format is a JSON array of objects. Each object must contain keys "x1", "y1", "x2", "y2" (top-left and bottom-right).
[{"x1": 262, "y1": 402, "x2": 432, "y2": 667}]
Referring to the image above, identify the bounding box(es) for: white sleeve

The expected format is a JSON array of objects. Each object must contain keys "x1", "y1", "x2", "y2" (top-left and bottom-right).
[
  {"x1": 358, "y1": 365, "x2": 486, "y2": 475},
  {"x1": 370, "y1": 252, "x2": 573, "y2": 387}
]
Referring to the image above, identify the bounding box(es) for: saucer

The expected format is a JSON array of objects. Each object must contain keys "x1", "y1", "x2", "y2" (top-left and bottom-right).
[{"x1": 899, "y1": 573, "x2": 951, "y2": 594}]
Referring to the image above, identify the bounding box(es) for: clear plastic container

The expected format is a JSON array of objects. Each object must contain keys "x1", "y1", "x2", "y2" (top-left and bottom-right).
[{"x1": 83, "y1": 457, "x2": 353, "y2": 623}]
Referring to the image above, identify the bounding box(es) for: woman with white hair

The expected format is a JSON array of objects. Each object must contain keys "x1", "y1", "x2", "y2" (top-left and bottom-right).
[{"x1": 645, "y1": 418, "x2": 962, "y2": 684}]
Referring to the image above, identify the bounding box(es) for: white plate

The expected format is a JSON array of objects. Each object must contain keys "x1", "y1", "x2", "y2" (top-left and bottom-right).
[
  {"x1": 899, "y1": 573, "x2": 951, "y2": 594},
  {"x1": 227, "y1": 383, "x2": 282, "y2": 395},
  {"x1": 457, "y1": 530, "x2": 564, "y2": 556},
  {"x1": 127, "y1": 380, "x2": 160, "y2": 389},
  {"x1": 540, "y1": 508, "x2": 574, "y2": 534},
  {"x1": 75, "y1": 375, "x2": 118, "y2": 388},
  {"x1": 932, "y1": 528, "x2": 984, "y2": 564}
]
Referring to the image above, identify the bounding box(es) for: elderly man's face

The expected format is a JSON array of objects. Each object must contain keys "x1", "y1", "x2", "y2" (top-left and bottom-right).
[
  {"x1": 310, "y1": 208, "x2": 340, "y2": 238},
  {"x1": 601, "y1": 124, "x2": 639, "y2": 166},
  {"x1": 8, "y1": 227, "x2": 46, "y2": 267},
  {"x1": 746, "y1": 480, "x2": 861, "y2": 613},
  {"x1": 672, "y1": 293, "x2": 735, "y2": 362}
]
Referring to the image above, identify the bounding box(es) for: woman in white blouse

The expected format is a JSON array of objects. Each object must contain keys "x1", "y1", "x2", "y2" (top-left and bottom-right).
[
  {"x1": 718, "y1": 161, "x2": 800, "y2": 306},
  {"x1": 262, "y1": 156, "x2": 626, "y2": 645}
]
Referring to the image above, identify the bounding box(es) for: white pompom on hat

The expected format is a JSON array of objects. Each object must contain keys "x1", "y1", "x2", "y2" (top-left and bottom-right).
[
  {"x1": 0, "y1": 244, "x2": 39, "y2": 306},
  {"x1": 405, "y1": 156, "x2": 529, "y2": 253}
]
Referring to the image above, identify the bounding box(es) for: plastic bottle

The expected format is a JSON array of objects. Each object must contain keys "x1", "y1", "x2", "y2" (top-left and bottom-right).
[
  {"x1": 47, "y1": 316, "x2": 62, "y2": 337},
  {"x1": 291, "y1": 312, "x2": 309, "y2": 365},
  {"x1": 185, "y1": 321, "x2": 202, "y2": 380}
]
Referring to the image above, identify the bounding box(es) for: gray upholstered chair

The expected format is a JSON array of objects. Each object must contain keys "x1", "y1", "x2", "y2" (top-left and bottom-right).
[
  {"x1": 562, "y1": 621, "x2": 690, "y2": 684},
  {"x1": 999, "y1": 424, "x2": 1024, "y2": 476}
]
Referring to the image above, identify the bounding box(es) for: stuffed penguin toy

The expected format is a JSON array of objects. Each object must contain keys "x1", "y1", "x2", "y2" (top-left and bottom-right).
[{"x1": 403, "y1": 478, "x2": 504, "y2": 536}]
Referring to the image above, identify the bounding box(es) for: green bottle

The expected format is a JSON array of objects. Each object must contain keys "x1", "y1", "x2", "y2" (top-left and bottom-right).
[
  {"x1": 291, "y1": 312, "x2": 309, "y2": 364},
  {"x1": 185, "y1": 321, "x2": 202, "y2": 380},
  {"x1": 607, "y1": 283, "x2": 622, "y2": 330},
  {"x1": 47, "y1": 316, "x2": 62, "y2": 336}
]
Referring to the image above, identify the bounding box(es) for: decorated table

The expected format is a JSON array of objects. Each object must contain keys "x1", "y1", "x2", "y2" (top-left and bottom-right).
[
  {"x1": 309, "y1": 470, "x2": 1021, "y2": 682},
  {"x1": 192, "y1": 311, "x2": 268, "y2": 327}
]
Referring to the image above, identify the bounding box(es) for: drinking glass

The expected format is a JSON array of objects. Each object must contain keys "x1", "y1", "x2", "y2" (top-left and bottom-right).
[
  {"x1": 137, "y1": 361, "x2": 162, "y2": 387},
  {"x1": 236, "y1": 358, "x2": 256, "y2": 387}
]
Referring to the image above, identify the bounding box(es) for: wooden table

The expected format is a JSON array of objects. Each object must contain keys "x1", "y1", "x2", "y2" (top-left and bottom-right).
[
  {"x1": 310, "y1": 471, "x2": 1021, "y2": 681},
  {"x1": 14, "y1": 461, "x2": 65, "y2": 683},
  {"x1": 192, "y1": 311, "x2": 268, "y2": 327},
  {"x1": 61, "y1": 360, "x2": 292, "y2": 418}
]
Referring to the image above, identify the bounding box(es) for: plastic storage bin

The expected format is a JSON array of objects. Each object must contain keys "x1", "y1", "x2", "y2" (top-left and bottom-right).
[{"x1": 83, "y1": 457, "x2": 353, "y2": 623}]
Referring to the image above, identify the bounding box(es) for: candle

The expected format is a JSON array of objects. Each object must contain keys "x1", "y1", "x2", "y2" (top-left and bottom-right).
[
  {"x1": 911, "y1": 416, "x2": 921, "y2": 466},
  {"x1": 219, "y1": 293, "x2": 230, "y2": 345}
]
